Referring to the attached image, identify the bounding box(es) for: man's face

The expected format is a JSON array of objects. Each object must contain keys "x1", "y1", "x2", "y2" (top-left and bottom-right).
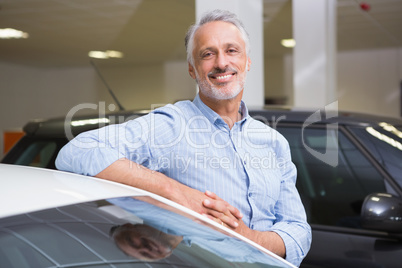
[
  {"x1": 189, "y1": 21, "x2": 251, "y2": 101},
  {"x1": 112, "y1": 224, "x2": 178, "y2": 261}
]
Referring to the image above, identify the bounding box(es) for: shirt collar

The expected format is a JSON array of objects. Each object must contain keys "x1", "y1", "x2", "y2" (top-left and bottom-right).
[{"x1": 192, "y1": 94, "x2": 250, "y2": 127}]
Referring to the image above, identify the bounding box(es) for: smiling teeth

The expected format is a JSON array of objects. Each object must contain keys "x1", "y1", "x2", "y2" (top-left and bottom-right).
[{"x1": 216, "y1": 75, "x2": 231, "y2": 80}]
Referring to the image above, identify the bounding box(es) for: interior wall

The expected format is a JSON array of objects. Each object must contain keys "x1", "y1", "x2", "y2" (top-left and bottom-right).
[
  {"x1": 264, "y1": 56, "x2": 285, "y2": 104},
  {"x1": 94, "y1": 61, "x2": 196, "y2": 110},
  {"x1": 0, "y1": 60, "x2": 196, "y2": 158},
  {"x1": 96, "y1": 64, "x2": 167, "y2": 110},
  {"x1": 279, "y1": 46, "x2": 402, "y2": 118},
  {"x1": 337, "y1": 47, "x2": 401, "y2": 117},
  {"x1": 164, "y1": 61, "x2": 197, "y2": 103},
  {"x1": 0, "y1": 62, "x2": 98, "y2": 157}
]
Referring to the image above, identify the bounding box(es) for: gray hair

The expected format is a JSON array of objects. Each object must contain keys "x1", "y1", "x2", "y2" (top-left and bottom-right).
[{"x1": 184, "y1": 9, "x2": 250, "y2": 66}]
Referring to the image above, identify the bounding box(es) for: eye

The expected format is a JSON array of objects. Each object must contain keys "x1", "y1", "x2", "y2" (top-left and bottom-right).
[
  {"x1": 201, "y1": 52, "x2": 214, "y2": 59},
  {"x1": 227, "y1": 48, "x2": 239, "y2": 54}
]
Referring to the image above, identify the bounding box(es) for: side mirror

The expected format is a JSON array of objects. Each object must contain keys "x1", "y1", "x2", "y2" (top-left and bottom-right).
[{"x1": 361, "y1": 193, "x2": 402, "y2": 233}]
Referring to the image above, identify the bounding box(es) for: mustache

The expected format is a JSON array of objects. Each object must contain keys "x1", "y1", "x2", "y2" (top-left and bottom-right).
[{"x1": 208, "y1": 67, "x2": 237, "y2": 76}]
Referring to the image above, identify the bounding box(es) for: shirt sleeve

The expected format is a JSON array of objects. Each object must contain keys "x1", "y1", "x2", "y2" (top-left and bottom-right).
[
  {"x1": 55, "y1": 104, "x2": 184, "y2": 176},
  {"x1": 269, "y1": 134, "x2": 312, "y2": 267},
  {"x1": 55, "y1": 118, "x2": 145, "y2": 176}
]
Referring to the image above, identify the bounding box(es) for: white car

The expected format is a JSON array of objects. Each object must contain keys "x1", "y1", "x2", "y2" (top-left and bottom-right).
[{"x1": 0, "y1": 163, "x2": 295, "y2": 268}]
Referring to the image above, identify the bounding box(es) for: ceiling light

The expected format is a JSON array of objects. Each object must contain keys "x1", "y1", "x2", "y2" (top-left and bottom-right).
[
  {"x1": 0, "y1": 28, "x2": 29, "y2": 39},
  {"x1": 88, "y1": 51, "x2": 109, "y2": 59},
  {"x1": 281, "y1": 39, "x2": 296, "y2": 48},
  {"x1": 106, "y1": 50, "x2": 123, "y2": 58},
  {"x1": 88, "y1": 50, "x2": 124, "y2": 59}
]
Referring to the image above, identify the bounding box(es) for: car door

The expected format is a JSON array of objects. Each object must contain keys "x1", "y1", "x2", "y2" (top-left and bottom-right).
[{"x1": 277, "y1": 124, "x2": 402, "y2": 268}]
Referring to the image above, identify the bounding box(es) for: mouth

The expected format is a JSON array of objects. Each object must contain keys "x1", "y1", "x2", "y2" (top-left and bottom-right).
[{"x1": 209, "y1": 72, "x2": 236, "y2": 83}]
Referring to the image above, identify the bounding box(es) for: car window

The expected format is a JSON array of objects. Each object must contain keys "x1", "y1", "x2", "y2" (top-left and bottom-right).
[
  {"x1": 14, "y1": 141, "x2": 57, "y2": 168},
  {"x1": 347, "y1": 125, "x2": 402, "y2": 188},
  {"x1": 277, "y1": 126, "x2": 386, "y2": 229},
  {"x1": 0, "y1": 198, "x2": 291, "y2": 268}
]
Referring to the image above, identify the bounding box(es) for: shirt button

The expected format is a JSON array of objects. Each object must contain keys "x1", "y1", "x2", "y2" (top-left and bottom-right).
[
  {"x1": 248, "y1": 193, "x2": 252, "y2": 197},
  {"x1": 251, "y1": 225, "x2": 255, "y2": 229}
]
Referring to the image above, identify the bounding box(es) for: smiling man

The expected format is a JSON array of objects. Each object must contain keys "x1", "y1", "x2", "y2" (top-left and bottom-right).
[
  {"x1": 56, "y1": 9, "x2": 311, "y2": 267},
  {"x1": 187, "y1": 19, "x2": 251, "y2": 129},
  {"x1": 189, "y1": 20, "x2": 250, "y2": 98}
]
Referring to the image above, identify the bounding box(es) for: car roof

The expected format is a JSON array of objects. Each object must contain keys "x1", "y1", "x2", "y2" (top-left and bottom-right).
[
  {"x1": 23, "y1": 109, "x2": 149, "y2": 138},
  {"x1": 0, "y1": 163, "x2": 155, "y2": 218},
  {"x1": 251, "y1": 106, "x2": 402, "y2": 126},
  {"x1": 22, "y1": 106, "x2": 402, "y2": 138}
]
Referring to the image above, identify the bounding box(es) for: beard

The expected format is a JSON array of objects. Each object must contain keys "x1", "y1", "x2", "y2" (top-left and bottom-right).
[{"x1": 195, "y1": 65, "x2": 248, "y2": 101}]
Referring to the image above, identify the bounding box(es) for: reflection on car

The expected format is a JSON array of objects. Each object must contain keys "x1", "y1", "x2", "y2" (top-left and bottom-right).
[{"x1": 2, "y1": 106, "x2": 402, "y2": 267}]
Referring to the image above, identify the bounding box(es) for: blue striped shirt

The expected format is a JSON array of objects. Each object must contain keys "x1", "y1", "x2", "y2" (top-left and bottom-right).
[{"x1": 56, "y1": 94, "x2": 311, "y2": 266}]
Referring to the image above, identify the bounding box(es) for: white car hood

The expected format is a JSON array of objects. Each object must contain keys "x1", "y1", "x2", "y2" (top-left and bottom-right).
[
  {"x1": 0, "y1": 164, "x2": 296, "y2": 268},
  {"x1": 0, "y1": 164, "x2": 150, "y2": 218}
]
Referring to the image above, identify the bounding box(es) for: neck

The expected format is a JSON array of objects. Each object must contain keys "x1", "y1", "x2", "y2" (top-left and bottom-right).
[{"x1": 199, "y1": 91, "x2": 243, "y2": 129}]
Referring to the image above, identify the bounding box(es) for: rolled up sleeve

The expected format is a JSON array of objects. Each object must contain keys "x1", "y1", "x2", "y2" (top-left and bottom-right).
[
  {"x1": 56, "y1": 114, "x2": 153, "y2": 175},
  {"x1": 270, "y1": 136, "x2": 312, "y2": 267}
]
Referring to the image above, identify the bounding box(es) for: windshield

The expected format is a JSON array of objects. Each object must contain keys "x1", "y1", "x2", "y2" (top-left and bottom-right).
[
  {"x1": 0, "y1": 196, "x2": 291, "y2": 268},
  {"x1": 348, "y1": 124, "x2": 402, "y2": 189}
]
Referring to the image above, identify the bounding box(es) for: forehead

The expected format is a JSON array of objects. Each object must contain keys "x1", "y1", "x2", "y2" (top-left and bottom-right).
[{"x1": 193, "y1": 21, "x2": 245, "y2": 50}]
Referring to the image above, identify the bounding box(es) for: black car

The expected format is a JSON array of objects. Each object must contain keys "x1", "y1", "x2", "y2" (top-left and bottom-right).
[{"x1": 3, "y1": 106, "x2": 402, "y2": 268}]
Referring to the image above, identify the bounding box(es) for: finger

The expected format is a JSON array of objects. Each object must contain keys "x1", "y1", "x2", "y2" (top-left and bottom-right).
[
  {"x1": 202, "y1": 199, "x2": 238, "y2": 227},
  {"x1": 205, "y1": 210, "x2": 239, "y2": 228},
  {"x1": 201, "y1": 213, "x2": 228, "y2": 227},
  {"x1": 227, "y1": 204, "x2": 243, "y2": 219},
  {"x1": 202, "y1": 200, "x2": 239, "y2": 227},
  {"x1": 203, "y1": 193, "x2": 243, "y2": 220},
  {"x1": 203, "y1": 199, "x2": 232, "y2": 216},
  {"x1": 205, "y1": 190, "x2": 221, "y2": 200}
]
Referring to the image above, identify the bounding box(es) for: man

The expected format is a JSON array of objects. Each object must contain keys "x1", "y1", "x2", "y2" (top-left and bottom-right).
[
  {"x1": 56, "y1": 9, "x2": 311, "y2": 266},
  {"x1": 111, "y1": 223, "x2": 182, "y2": 261}
]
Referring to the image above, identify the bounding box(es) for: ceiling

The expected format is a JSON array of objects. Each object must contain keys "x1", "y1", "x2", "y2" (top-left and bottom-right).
[
  {"x1": 264, "y1": 0, "x2": 402, "y2": 57},
  {"x1": 0, "y1": 0, "x2": 401, "y2": 68}
]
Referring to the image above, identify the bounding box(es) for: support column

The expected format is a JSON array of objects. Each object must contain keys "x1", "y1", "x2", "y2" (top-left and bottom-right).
[
  {"x1": 195, "y1": 0, "x2": 264, "y2": 107},
  {"x1": 293, "y1": 0, "x2": 337, "y2": 109}
]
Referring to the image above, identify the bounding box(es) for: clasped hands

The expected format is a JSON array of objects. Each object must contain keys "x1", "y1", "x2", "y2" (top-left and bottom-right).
[
  {"x1": 202, "y1": 190, "x2": 243, "y2": 228},
  {"x1": 175, "y1": 186, "x2": 249, "y2": 236}
]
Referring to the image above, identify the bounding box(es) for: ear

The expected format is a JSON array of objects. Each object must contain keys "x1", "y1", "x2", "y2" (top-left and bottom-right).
[
  {"x1": 188, "y1": 63, "x2": 196, "y2": 79},
  {"x1": 247, "y1": 57, "x2": 251, "y2": 71}
]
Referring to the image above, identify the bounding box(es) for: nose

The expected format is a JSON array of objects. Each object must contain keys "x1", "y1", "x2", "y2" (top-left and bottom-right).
[{"x1": 215, "y1": 52, "x2": 228, "y2": 70}]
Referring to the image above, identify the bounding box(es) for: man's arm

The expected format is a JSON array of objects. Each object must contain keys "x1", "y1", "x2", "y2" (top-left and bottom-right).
[
  {"x1": 55, "y1": 111, "x2": 243, "y2": 224},
  {"x1": 202, "y1": 191, "x2": 286, "y2": 258},
  {"x1": 95, "y1": 158, "x2": 243, "y2": 224}
]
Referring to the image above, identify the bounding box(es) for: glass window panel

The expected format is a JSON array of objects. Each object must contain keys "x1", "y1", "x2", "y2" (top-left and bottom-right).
[
  {"x1": 278, "y1": 126, "x2": 386, "y2": 228},
  {"x1": 14, "y1": 141, "x2": 57, "y2": 168},
  {"x1": 0, "y1": 230, "x2": 54, "y2": 268},
  {"x1": 348, "y1": 126, "x2": 402, "y2": 188}
]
